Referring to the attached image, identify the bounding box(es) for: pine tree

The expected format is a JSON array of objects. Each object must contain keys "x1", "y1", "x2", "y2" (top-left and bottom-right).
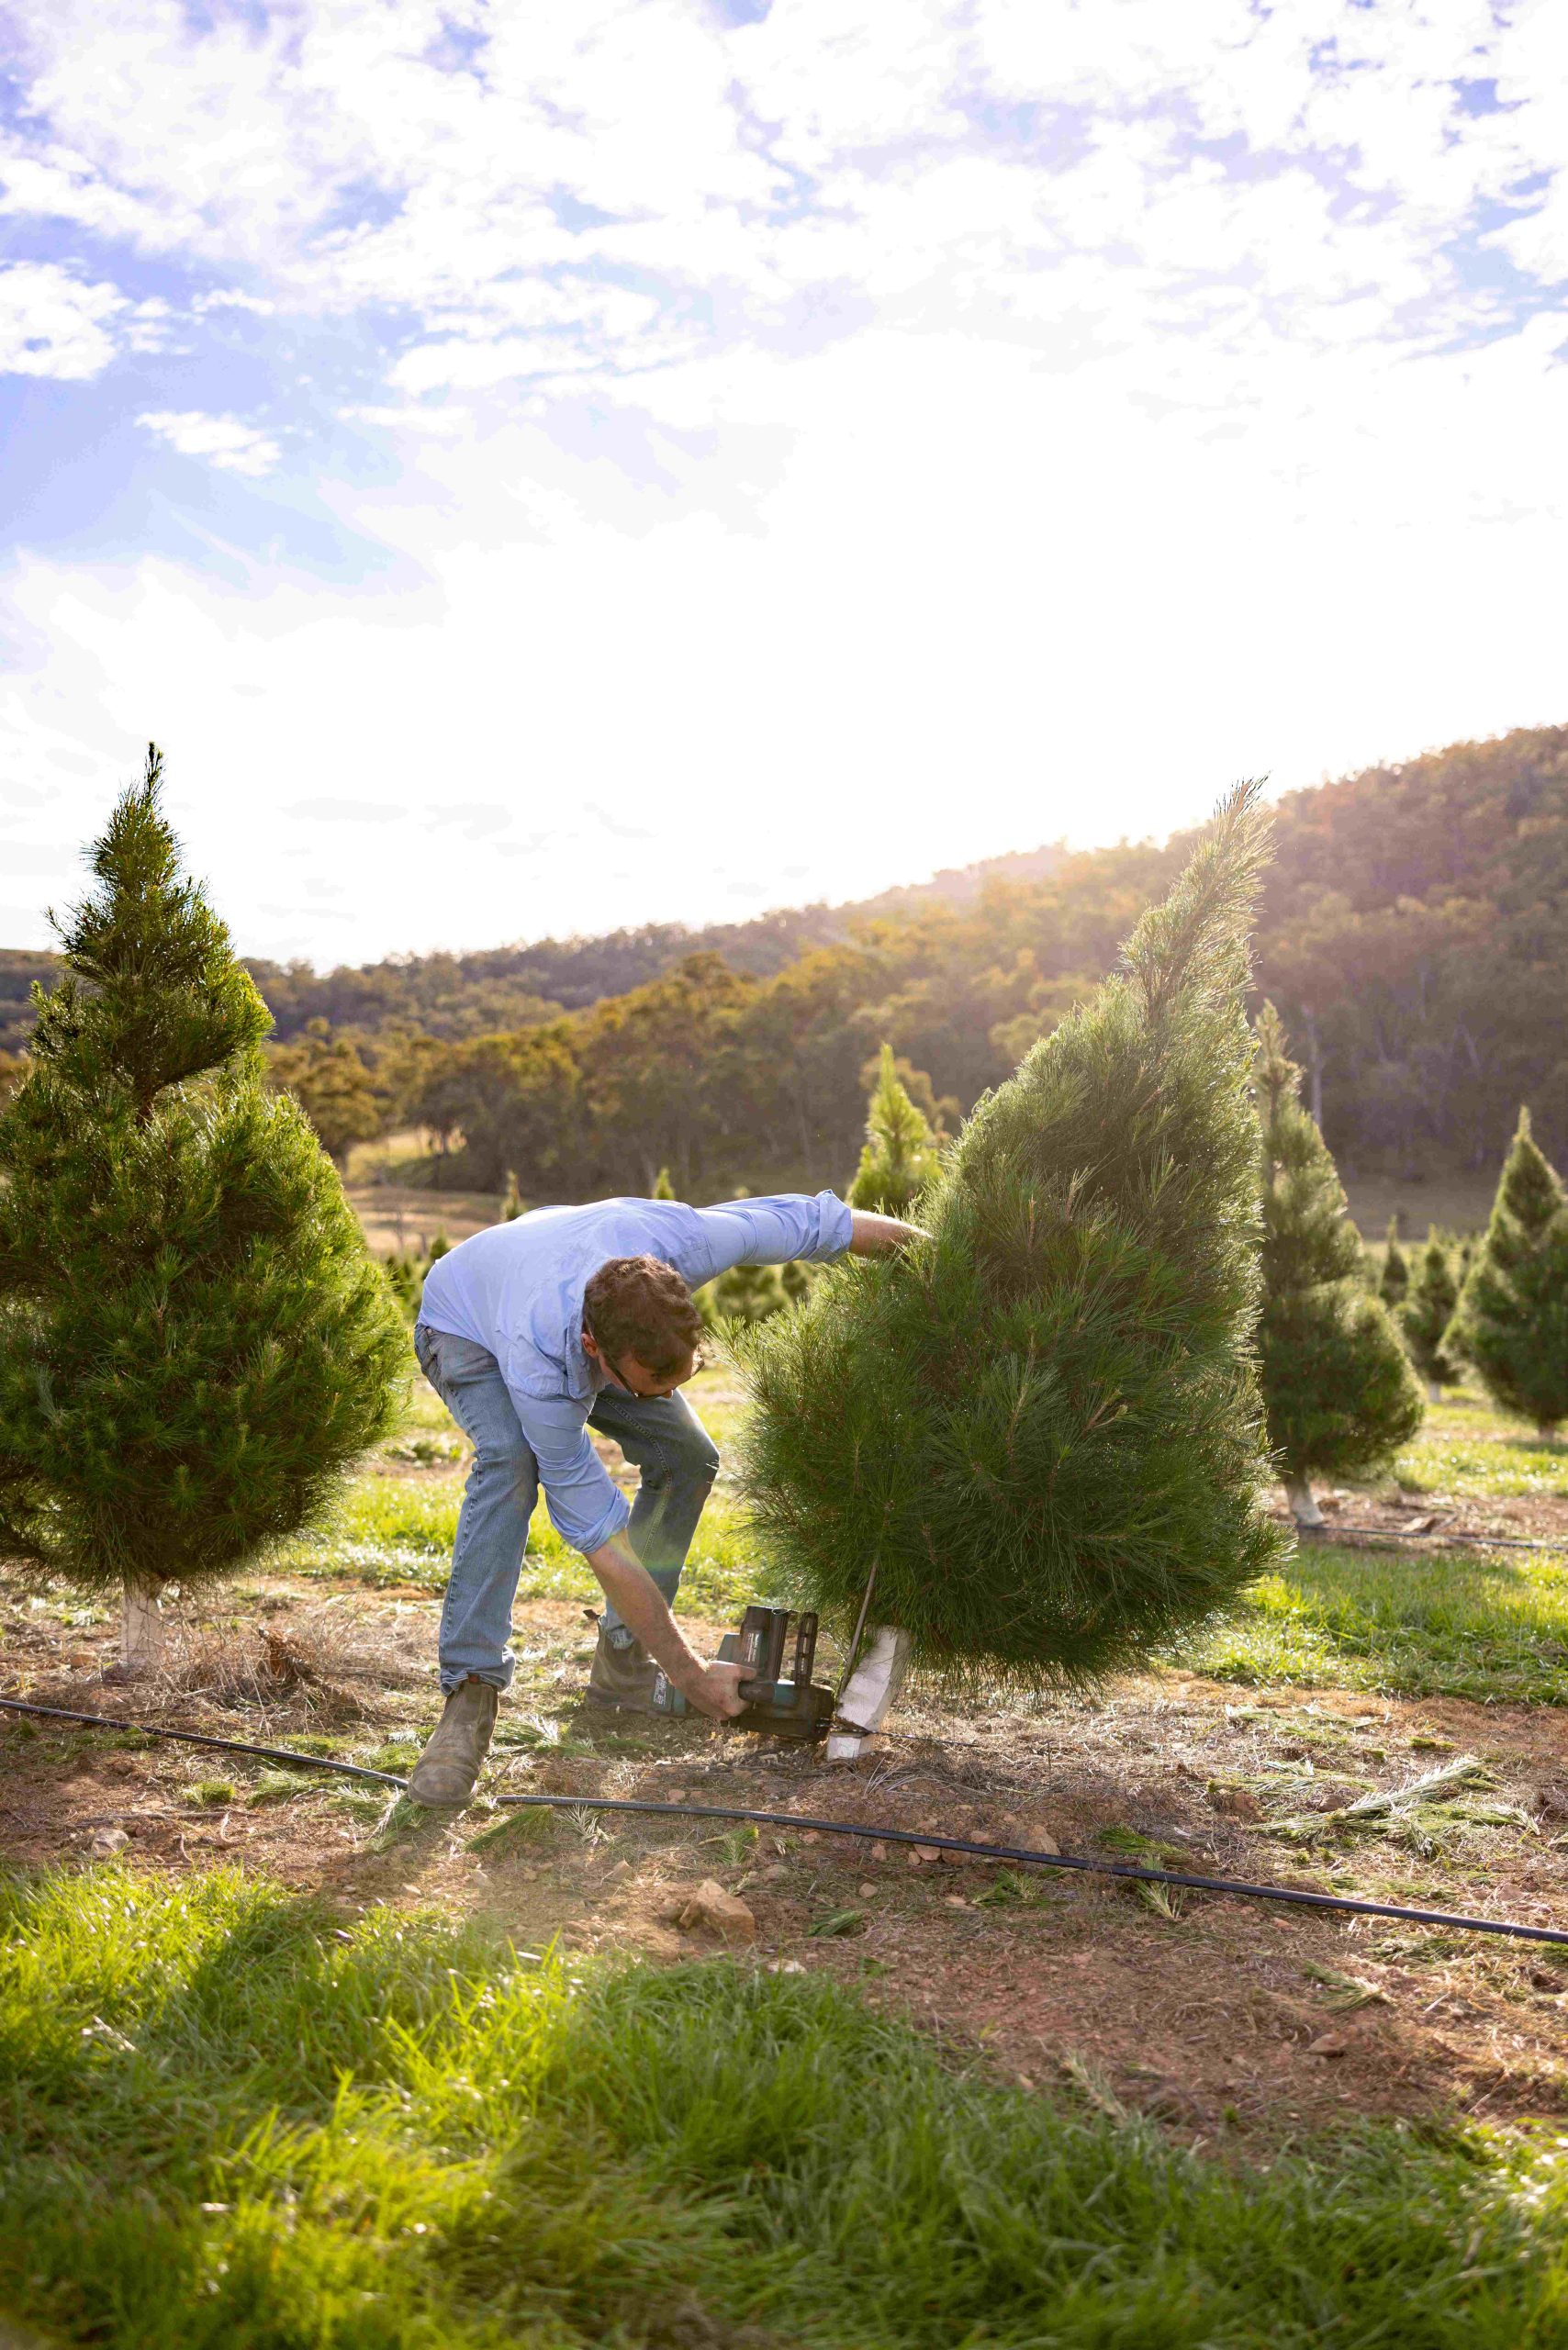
[
  {"x1": 735, "y1": 783, "x2": 1286, "y2": 1685},
  {"x1": 0, "y1": 748, "x2": 408, "y2": 1664},
  {"x1": 1378, "y1": 1222, "x2": 1410, "y2": 1311},
  {"x1": 1255, "y1": 1006, "x2": 1424, "y2": 1524},
  {"x1": 1401, "y1": 1229, "x2": 1462, "y2": 1403},
  {"x1": 709, "y1": 1259, "x2": 788, "y2": 1324},
  {"x1": 846, "y1": 1045, "x2": 941, "y2": 1217},
  {"x1": 1449, "y1": 1110, "x2": 1568, "y2": 1438},
  {"x1": 778, "y1": 1257, "x2": 812, "y2": 1306},
  {"x1": 384, "y1": 1248, "x2": 423, "y2": 1321},
  {"x1": 652, "y1": 1167, "x2": 677, "y2": 1201},
  {"x1": 499, "y1": 1169, "x2": 524, "y2": 1220}
]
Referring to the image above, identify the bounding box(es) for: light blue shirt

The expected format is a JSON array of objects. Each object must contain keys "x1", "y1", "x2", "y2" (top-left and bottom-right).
[{"x1": 418, "y1": 1192, "x2": 853, "y2": 1554}]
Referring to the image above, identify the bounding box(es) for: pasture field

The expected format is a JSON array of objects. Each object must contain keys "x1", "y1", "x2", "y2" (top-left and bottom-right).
[{"x1": 2, "y1": 1372, "x2": 1566, "y2": 2344}]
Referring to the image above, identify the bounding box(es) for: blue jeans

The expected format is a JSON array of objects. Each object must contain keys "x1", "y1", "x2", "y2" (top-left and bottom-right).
[{"x1": 412, "y1": 1323, "x2": 721, "y2": 1693}]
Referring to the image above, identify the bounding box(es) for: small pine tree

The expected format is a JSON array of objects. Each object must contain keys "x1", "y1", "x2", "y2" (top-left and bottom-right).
[
  {"x1": 846, "y1": 1046, "x2": 941, "y2": 1217},
  {"x1": 1402, "y1": 1229, "x2": 1462, "y2": 1403},
  {"x1": 711, "y1": 1259, "x2": 788, "y2": 1324},
  {"x1": 736, "y1": 783, "x2": 1287, "y2": 1685},
  {"x1": 1378, "y1": 1222, "x2": 1410, "y2": 1310},
  {"x1": 384, "y1": 1248, "x2": 422, "y2": 1321},
  {"x1": 652, "y1": 1167, "x2": 677, "y2": 1201},
  {"x1": 1255, "y1": 1006, "x2": 1424, "y2": 1524},
  {"x1": 1449, "y1": 1110, "x2": 1568, "y2": 1438},
  {"x1": 0, "y1": 748, "x2": 408, "y2": 1664},
  {"x1": 499, "y1": 1169, "x2": 524, "y2": 1221}
]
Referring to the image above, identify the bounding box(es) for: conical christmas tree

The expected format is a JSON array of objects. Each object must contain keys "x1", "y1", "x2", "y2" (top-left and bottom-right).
[
  {"x1": 1378, "y1": 1223, "x2": 1409, "y2": 1311},
  {"x1": 1255, "y1": 1005, "x2": 1424, "y2": 1525},
  {"x1": 736, "y1": 783, "x2": 1285, "y2": 1684},
  {"x1": 846, "y1": 1045, "x2": 941, "y2": 1218},
  {"x1": 0, "y1": 748, "x2": 408, "y2": 1663},
  {"x1": 1401, "y1": 1229, "x2": 1462, "y2": 1404},
  {"x1": 651, "y1": 1167, "x2": 677, "y2": 1201},
  {"x1": 1449, "y1": 1110, "x2": 1568, "y2": 1438}
]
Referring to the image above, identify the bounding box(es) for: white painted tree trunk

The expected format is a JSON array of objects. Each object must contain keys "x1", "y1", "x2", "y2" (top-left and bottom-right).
[
  {"x1": 824, "y1": 1624, "x2": 912, "y2": 1763},
  {"x1": 120, "y1": 1581, "x2": 165, "y2": 1673},
  {"x1": 1428, "y1": 1380, "x2": 1443, "y2": 1405},
  {"x1": 1282, "y1": 1474, "x2": 1325, "y2": 1529}
]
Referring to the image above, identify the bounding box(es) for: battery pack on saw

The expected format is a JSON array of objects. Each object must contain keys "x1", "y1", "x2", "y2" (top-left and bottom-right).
[{"x1": 651, "y1": 1604, "x2": 835, "y2": 1741}]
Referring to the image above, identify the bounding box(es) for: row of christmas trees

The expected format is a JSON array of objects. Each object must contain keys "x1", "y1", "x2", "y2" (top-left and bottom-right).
[
  {"x1": 4, "y1": 755, "x2": 1562, "y2": 1687},
  {"x1": 844, "y1": 1014, "x2": 1568, "y2": 1529},
  {"x1": 735, "y1": 781, "x2": 1568, "y2": 1685}
]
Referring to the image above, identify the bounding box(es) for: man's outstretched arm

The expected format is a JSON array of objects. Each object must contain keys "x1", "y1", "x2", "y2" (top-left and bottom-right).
[
  {"x1": 847, "y1": 1209, "x2": 931, "y2": 1254},
  {"x1": 585, "y1": 1533, "x2": 749, "y2": 1721}
]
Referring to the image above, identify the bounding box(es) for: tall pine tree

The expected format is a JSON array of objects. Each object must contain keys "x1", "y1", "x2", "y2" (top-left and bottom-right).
[
  {"x1": 1402, "y1": 1229, "x2": 1462, "y2": 1404},
  {"x1": 1449, "y1": 1110, "x2": 1568, "y2": 1438},
  {"x1": 1255, "y1": 1005, "x2": 1424, "y2": 1524},
  {"x1": 736, "y1": 783, "x2": 1284, "y2": 1684},
  {"x1": 846, "y1": 1046, "x2": 941, "y2": 1217},
  {"x1": 1378, "y1": 1222, "x2": 1410, "y2": 1311},
  {"x1": 0, "y1": 749, "x2": 408, "y2": 1664}
]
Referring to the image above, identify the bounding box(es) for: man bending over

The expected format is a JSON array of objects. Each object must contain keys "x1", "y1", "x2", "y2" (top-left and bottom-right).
[{"x1": 408, "y1": 1188, "x2": 921, "y2": 1805}]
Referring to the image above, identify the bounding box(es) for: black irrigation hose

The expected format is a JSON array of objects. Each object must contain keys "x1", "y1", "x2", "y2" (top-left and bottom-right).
[
  {"x1": 0, "y1": 1696, "x2": 408, "y2": 1786},
  {"x1": 493, "y1": 1793, "x2": 1568, "y2": 1948},
  {"x1": 4, "y1": 1693, "x2": 1566, "y2": 1950},
  {"x1": 1304, "y1": 1524, "x2": 1562, "y2": 1553}
]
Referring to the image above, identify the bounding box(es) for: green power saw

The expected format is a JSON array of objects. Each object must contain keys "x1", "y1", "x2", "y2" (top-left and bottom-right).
[{"x1": 651, "y1": 1604, "x2": 835, "y2": 1741}]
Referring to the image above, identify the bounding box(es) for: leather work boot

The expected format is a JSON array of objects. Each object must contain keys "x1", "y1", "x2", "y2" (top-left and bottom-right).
[
  {"x1": 408, "y1": 1676, "x2": 498, "y2": 1807},
  {"x1": 586, "y1": 1628, "x2": 664, "y2": 1715}
]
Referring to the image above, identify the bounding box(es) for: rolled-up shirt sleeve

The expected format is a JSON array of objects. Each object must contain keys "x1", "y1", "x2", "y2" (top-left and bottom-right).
[
  {"x1": 510, "y1": 1393, "x2": 631, "y2": 1555},
  {"x1": 684, "y1": 1191, "x2": 854, "y2": 1286}
]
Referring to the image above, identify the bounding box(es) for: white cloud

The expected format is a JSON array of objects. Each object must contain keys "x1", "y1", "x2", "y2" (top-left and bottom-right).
[
  {"x1": 135, "y1": 409, "x2": 283, "y2": 475},
  {"x1": 0, "y1": 259, "x2": 125, "y2": 378},
  {"x1": 0, "y1": 1, "x2": 1565, "y2": 960},
  {"x1": 193, "y1": 287, "x2": 275, "y2": 316},
  {"x1": 387, "y1": 336, "x2": 605, "y2": 392}
]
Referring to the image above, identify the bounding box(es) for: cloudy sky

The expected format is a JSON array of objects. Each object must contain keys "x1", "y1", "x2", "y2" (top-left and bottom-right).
[{"x1": 2, "y1": 1, "x2": 1565, "y2": 966}]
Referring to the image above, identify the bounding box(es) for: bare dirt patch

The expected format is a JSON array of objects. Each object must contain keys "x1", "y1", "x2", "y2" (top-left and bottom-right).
[
  {"x1": 4, "y1": 1579, "x2": 1566, "y2": 2152},
  {"x1": 1290, "y1": 1485, "x2": 1568, "y2": 1548}
]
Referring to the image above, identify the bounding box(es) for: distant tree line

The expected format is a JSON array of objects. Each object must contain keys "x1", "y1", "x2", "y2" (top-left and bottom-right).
[{"x1": 5, "y1": 726, "x2": 1565, "y2": 1189}]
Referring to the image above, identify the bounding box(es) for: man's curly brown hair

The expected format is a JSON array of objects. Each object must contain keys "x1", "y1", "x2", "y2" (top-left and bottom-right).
[{"x1": 584, "y1": 1255, "x2": 704, "y2": 1377}]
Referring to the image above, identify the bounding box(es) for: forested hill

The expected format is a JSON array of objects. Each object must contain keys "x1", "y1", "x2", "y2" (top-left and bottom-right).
[
  {"x1": 0, "y1": 842, "x2": 1067, "y2": 1056},
  {"x1": 246, "y1": 841, "x2": 1070, "y2": 1039},
  {"x1": 4, "y1": 725, "x2": 1564, "y2": 1203},
  {"x1": 360, "y1": 722, "x2": 1568, "y2": 1202}
]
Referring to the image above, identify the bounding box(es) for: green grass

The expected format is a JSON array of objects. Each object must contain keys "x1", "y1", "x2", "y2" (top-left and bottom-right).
[
  {"x1": 1391, "y1": 1386, "x2": 1568, "y2": 1501},
  {"x1": 1173, "y1": 1541, "x2": 1568, "y2": 1704},
  {"x1": 2, "y1": 1866, "x2": 1564, "y2": 2348}
]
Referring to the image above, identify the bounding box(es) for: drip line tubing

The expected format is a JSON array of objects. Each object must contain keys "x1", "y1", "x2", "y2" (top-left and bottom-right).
[
  {"x1": 0, "y1": 1695, "x2": 407, "y2": 1785},
  {"x1": 4, "y1": 1693, "x2": 1565, "y2": 1949},
  {"x1": 491, "y1": 1793, "x2": 1568, "y2": 1947},
  {"x1": 1300, "y1": 1524, "x2": 1561, "y2": 1553}
]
